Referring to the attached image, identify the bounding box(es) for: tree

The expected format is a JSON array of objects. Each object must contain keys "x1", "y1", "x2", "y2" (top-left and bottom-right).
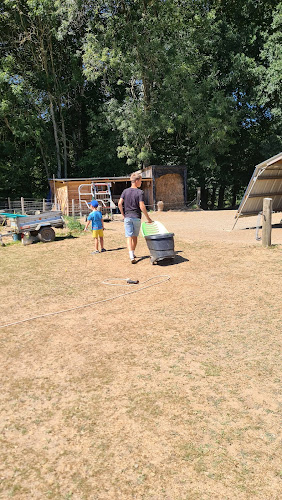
[
  {"x1": 1, "y1": 0, "x2": 281, "y2": 204},
  {"x1": 258, "y1": 2, "x2": 282, "y2": 153}
]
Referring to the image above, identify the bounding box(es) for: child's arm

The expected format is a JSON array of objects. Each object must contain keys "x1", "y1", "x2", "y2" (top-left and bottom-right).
[
  {"x1": 84, "y1": 220, "x2": 90, "y2": 231},
  {"x1": 101, "y1": 213, "x2": 105, "y2": 230}
]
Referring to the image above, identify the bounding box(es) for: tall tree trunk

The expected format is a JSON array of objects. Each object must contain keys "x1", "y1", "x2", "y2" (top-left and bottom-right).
[
  {"x1": 39, "y1": 32, "x2": 62, "y2": 179},
  {"x1": 39, "y1": 141, "x2": 50, "y2": 180},
  {"x1": 49, "y1": 36, "x2": 67, "y2": 178},
  {"x1": 59, "y1": 103, "x2": 68, "y2": 178},
  {"x1": 218, "y1": 184, "x2": 225, "y2": 209},
  {"x1": 210, "y1": 186, "x2": 216, "y2": 210},
  {"x1": 49, "y1": 94, "x2": 62, "y2": 178},
  {"x1": 200, "y1": 184, "x2": 208, "y2": 210},
  {"x1": 231, "y1": 185, "x2": 237, "y2": 207}
]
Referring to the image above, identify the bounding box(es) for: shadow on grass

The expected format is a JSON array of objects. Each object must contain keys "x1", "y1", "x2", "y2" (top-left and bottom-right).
[
  {"x1": 242, "y1": 222, "x2": 282, "y2": 231},
  {"x1": 30, "y1": 233, "x2": 81, "y2": 245},
  {"x1": 55, "y1": 233, "x2": 80, "y2": 240},
  {"x1": 135, "y1": 255, "x2": 150, "y2": 263},
  {"x1": 1, "y1": 233, "x2": 81, "y2": 247},
  {"x1": 135, "y1": 250, "x2": 189, "y2": 266},
  {"x1": 104, "y1": 247, "x2": 126, "y2": 252},
  {"x1": 157, "y1": 254, "x2": 189, "y2": 266}
]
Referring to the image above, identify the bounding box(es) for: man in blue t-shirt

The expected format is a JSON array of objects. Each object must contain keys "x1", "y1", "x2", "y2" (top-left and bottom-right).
[
  {"x1": 84, "y1": 200, "x2": 106, "y2": 254},
  {"x1": 118, "y1": 172, "x2": 152, "y2": 263}
]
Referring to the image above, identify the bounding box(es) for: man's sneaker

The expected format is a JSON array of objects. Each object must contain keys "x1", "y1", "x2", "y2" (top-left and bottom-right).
[
  {"x1": 91, "y1": 250, "x2": 100, "y2": 254},
  {"x1": 131, "y1": 258, "x2": 137, "y2": 264},
  {"x1": 101, "y1": 248, "x2": 106, "y2": 252}
]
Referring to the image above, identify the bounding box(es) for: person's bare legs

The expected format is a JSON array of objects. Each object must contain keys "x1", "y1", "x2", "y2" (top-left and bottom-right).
[
  {"x1": 94, "y1": 237, "x2": 99, "y2": 251},
  {"x1": 99, "y1": 236, "x2": 104, "y2": 250},
  {"x1": 127, "y1": 236, "x2": 138, "y2": 262},
  {"x1": 127, "y1": 236, "x2": 137, "y2": 252}
]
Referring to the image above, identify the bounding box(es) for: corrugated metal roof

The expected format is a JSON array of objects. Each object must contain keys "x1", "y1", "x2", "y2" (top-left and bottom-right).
[{"x1": 234, "y1": 152, "x2": 282, "y2": 226}]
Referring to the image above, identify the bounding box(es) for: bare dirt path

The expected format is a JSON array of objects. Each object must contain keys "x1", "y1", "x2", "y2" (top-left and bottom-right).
[
  {"x1": 152, "y1": 209, "x2": 282, "y2": 246},
  {"x1": 0, "y1": 210, "x2": 281, "y2": 500}
]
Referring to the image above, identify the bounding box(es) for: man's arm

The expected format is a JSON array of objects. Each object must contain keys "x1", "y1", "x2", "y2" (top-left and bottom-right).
[
  {"x1": 139, "y1": 201, "x2": 152, "y2": 223},
  {"x1": 118, "y1": 197, "x2": 125, "y2": 218}
]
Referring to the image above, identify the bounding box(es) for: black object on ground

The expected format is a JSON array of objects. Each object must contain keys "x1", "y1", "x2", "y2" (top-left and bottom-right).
[{"x1": 145, "y1": 233, "x2": 175, "y2": 265}]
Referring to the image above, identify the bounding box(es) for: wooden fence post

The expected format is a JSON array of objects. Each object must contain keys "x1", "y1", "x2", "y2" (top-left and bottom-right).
[
  {"x1": 21, "y1": 197, "x2": 25, "y2": 214},
  {"x1": 72, "y1": 199, "x2": 75, "y2": 217},
  {"x1": 43, "y1": 198, "x2": 46, "y2": 212},
  {"x1": 8, "y1": 197, "x2": 11, "y2": 210},
  {"x1": 262, "y1": 197, "x2": 272, "y2": 247},
  {"x1": 196, "y1": 187, "x2": 201, "y2": 208}
]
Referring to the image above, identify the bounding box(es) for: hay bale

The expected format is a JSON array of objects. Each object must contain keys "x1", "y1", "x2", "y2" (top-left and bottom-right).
[{"x1": 155, "y1": 174, "x2": 184, "y2": 208}]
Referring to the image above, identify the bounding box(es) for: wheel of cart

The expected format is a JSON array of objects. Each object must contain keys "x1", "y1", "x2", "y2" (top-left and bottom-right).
[{"x1": 38, "y1": 226, "x2": 55, "y2": 242}]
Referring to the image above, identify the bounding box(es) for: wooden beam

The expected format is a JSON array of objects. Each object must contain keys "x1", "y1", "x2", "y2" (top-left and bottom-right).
[
  {"x1": 256, "y1": 176, "x2": 282, "y2": 180},
  {"x1": 249, "y1": 192, "x2": 282, "y2": 198}
]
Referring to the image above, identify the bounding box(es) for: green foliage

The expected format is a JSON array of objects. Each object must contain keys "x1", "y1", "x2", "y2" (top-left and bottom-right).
[
  {"x1": 257, "y1": 2, "x2": 282, "y2": 147},
  {"x1": 64, "y1": 216, "x2": 84, "y2": 233},
  {"x1": 0, "y1": 0, "x2": 281, "y2": 208}
]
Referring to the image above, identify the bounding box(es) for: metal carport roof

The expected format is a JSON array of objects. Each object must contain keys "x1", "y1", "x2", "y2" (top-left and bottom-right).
[{"x1": 233, "y1": 152, "x2": 282, "y2": 228}]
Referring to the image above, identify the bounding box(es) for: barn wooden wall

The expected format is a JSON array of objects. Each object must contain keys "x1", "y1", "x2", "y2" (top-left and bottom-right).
[
  {"x1": 142, "y1": 181, "x2": 154, "y2": 207},
  {"x1": 50, "y1": 167, "x2": 187, "y2": 214}
]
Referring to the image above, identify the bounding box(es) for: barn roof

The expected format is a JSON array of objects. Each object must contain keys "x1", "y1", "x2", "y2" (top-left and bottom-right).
[
  {"x1": 50, "y1": 175, "x2": 134, "y2": 182},
  {"x1": 234, "y1": 152, "x2": 282, "y2": 226}
]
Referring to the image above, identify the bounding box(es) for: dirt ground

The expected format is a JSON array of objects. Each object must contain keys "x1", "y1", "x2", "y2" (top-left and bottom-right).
[{"x1": 0, "y1": 210, "x2": 281, "y2": 500}]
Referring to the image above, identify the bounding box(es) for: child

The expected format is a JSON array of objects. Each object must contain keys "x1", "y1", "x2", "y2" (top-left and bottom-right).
[{"x1": 84, "y1": 200, "x2": 106, "y2": 253}]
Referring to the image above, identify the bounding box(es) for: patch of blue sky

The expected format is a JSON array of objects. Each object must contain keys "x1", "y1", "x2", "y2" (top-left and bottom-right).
[
  {"x1": 241, "y1": 117, "x2": 257, "y2": 128},
  {"x1": 9, "y1": 75, "x2": 24, "y2": 85},
  {"x1": 40, "y1": 109, "x2": 50, "y2": 121}
]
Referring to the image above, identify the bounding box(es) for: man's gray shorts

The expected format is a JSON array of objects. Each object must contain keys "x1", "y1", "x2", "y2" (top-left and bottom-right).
[{"x1": 124, "y1": 217, "x2": 141, "y2": 237}]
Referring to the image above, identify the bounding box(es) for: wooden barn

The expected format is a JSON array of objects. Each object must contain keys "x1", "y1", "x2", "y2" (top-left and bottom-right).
[{"x1": 49, "y1": 165, "x2": 187, "y2": 215}]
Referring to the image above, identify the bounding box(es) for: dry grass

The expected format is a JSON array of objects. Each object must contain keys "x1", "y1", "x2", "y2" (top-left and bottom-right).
[{"x1": 0, "y1": 212, "x2": 281, "y2": 499}]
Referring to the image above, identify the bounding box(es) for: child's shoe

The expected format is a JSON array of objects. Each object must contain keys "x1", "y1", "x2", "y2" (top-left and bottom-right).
[
  {"x1": 91, "y1": 250, "x2": 100, "y2": 254},
  {"x1": 101, "y1": 248, "x2": 106, "y2": 252}
]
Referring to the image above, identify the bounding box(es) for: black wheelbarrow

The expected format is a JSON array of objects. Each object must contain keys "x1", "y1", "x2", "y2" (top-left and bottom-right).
[{"x1": 141, "y1": 221, "x2": 175, "y2": 265}]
